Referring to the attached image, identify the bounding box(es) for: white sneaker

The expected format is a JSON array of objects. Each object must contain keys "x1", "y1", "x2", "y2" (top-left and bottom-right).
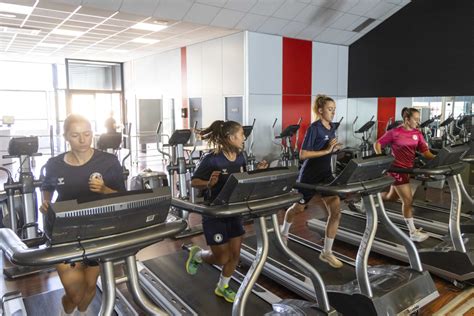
[
  {"x1": 319, "y1": 251, "x2": 343, "y2": 268},
  {"x1": 410, "y1": 228, "x2": 429, "y2": 242}
]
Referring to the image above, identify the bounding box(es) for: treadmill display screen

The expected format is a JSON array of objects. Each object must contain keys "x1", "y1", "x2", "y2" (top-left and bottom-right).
[
  {"x1": 44, "y1": 188, "x2": 171, "y2": 245},
  {"x1": 332, "y1": 155, "x2": 394, "y2": 185},
  {"x1": 212, "y1": 167, "x2": 298, "y2": 205},
  {"x1": 423, "y1": 144, "x2": 469, "y2": 168}
]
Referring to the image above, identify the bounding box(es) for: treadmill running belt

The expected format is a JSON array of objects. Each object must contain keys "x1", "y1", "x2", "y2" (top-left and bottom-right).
[
  {"x1": 23, "y1": 288, "x2": 114, "y2": 316},
  {"x1": 385, "y1": 201, "x2": 470, "y2": 224},
  {"x1": 143, "y1": 251, "x2": 271, "y2": 315},
  {"x1": 339, "y1": 215, "x2": 440, "y2": 249},
  {"x1": 244, "y1": 233, "x2": 356, "y2": 285}
]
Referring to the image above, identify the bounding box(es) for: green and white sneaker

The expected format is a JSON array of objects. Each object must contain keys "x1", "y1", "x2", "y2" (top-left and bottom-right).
[
  {"x1": 214, "y1": 285, "x2": 236, "y2": 303},
  {"x1": 185, "y1": 246, "x2": 202, "y2": 275}
]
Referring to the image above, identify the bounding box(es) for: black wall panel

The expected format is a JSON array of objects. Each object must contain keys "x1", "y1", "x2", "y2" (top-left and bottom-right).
[{"x1": 348, "y1": 0, "x2": 474, "y2": 98}]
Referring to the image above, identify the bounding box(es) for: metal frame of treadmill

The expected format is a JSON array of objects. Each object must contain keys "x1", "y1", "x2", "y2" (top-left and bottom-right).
[{"x1": 168, "y1": 192, "x2": 338, "y2": 316}]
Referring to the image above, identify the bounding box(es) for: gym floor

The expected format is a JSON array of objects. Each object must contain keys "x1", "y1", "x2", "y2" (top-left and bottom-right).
[{"x1": 1, "y1": 186, "x2": 471, "y2": 315}]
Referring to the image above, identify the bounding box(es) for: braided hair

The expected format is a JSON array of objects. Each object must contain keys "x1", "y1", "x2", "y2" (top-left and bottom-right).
[{"x1": 197, "y1": 120, "x2": 243, "y2": 154}]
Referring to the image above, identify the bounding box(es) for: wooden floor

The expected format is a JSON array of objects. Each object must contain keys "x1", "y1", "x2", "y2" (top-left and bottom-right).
[{"x1": 1, "y1": 197, "x2": 472, "y2": 315}]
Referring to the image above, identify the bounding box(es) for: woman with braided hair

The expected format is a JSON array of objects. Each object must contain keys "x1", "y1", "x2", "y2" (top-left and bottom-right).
[{"x1": 185, "y1": 120, "x2": 267, "y2": 303}]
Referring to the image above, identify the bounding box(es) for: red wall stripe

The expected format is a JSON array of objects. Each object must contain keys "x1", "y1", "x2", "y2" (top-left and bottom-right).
[
  {"x1": 282, "y1": 37, "x2": 312, "y2": 148},
  {"x1": 181, "y1": 47, "x2": 188, "y2": 129},
  {"x1": 377, "y1": 97, "x2": 396, "y2": 138}
]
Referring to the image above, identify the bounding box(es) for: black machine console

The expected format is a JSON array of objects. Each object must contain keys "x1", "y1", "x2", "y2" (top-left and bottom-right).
[
  {"x1": 7, "y1": 137, "x2": 39, "y2": 156},
  {"x1": 45, "y1": 188, "x2": 171, "y2": 245},
  {"x1": 212, "y1": 167, "x2": 298, "y2": 205},
  {"x1": 332, "y1": 155, "x2": 394, "y2": 185},
  {"x1": 277, "y1": 125, "x2": 300, "y2": 138},
  {"x1": 423, "y1": 143, "x2": 469, "y2": 168},
  {"x1": 168, "y1": 129, "x2": 191, "y2": 146},
  {"x1": 97, "y1": 132, "x2": 122, "y2": 150}
]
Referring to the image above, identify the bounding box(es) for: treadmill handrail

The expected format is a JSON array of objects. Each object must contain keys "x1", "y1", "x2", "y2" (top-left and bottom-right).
[
  {"x1": 171, "y1": 192, "x2": 302, "y2": 218},
  {"x1": 0, "y1": 221, "x2": 187, "y2": 266},
  {"x1": 389, "y1": 162, "x2": 465, "y2": 176},
  {"x1": 295, "y1": 176, "x2": 394, "y2": 195}
]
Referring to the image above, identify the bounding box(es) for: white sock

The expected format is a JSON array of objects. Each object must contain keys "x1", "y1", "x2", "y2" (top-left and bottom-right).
[
  {"x1": 323, "y1": 237, "x2": 334, "y2": 254},
  {"x1": 217, "y1": 273, "x2": 231, "y2": 289},
  {"x1": 281, "y1": 221, "x2": 292, "y2": 236},
  {"x1": 194, "y1": 249, "x2": 203, "y2": 263},
  {"x1": 405, "y1": 218, "x2": 417, "y2": 233}
]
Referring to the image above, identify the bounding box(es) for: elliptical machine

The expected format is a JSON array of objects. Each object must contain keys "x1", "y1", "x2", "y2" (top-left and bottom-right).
[
  {"x1": 353, "y1": 115, "x2": 376, "y2": 158},
  {"x1": 157, "y1": 122, "x2": 202, "y2": 238},
  {"x1": 420, "y1": 115, "x2": 441, "y2": 149},
  {"x1": 242, "y1": 119, "x2": 257, "y2": 171},
  {"x1": 0, "y1": 136, "x2": 47, "y2": 278},
  {"x1": 271, "y1": 118, "x2": 302, "y2": 168}
]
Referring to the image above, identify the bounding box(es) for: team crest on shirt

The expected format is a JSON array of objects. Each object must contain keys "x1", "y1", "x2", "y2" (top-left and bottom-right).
[
  {"x1": 412, "y1": 135, "x2": 418, "y2": 141},
  {"x1": 214, "y1": 233, "x2": 223, "y2": 243},
  {"x1": 57, "y1": 177, "x2": 65, "y2": 185}
]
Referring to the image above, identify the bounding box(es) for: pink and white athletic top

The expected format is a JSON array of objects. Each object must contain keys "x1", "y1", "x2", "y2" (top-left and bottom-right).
[{"x1": 377, "y1": 126, "x2": 429, "y2": 168}]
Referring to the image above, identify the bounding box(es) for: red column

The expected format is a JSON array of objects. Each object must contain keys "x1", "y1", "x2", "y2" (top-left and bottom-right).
[
  {"x1": 282, "y1": 37, "x2": 312, "y2": 148},
  {"x1": 377, "y1": 97, "x2": 396, "y2": 138}
]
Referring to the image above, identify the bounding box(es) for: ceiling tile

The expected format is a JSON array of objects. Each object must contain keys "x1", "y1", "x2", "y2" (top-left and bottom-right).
[
  {"x1": 32, "y1": 8, "x2": 72, "y2": 19},
  {"x1": 297, "y1": 23, "x2": 324, "y2": 40},
  {"x1": 279, "y1": 20, "x2": 307, "y2": 38},
  {"x1": 224, "y1": 0, "x2": 258, "y2": 12},
  {"x1": 250, "y1": 0, "x2": 285, "y2": 16},
  {"x1": 72, "y1": 14, "x2": 108, "y2": 24},
  {"x1": 112, "y1": 12, "x2": 148, "y2": 22},
  {"x1": 330, "y1": 12, "x2": 361, "y2": 30},
  {"x1": 210, "y1": 9, "x2": 245, "y2": 28},
  {"x1": 258, "y1": 16, "x2": 289, "y2": 34},
  {"x1": 381, "y1": 4, "x2": 403, "y2": 20},
  {"x1": 310, "y1": 8, "x2": 344, "y2": 27},
  {"x1": 153, "y1": 0, "x2": 194, "y2": 20},
  {"x1": 183, "y1": 3, "x2": 221, "y2": 25},
  {"x1": 104, "y1": 18, "x2": 137, "y2": 27},
  {"x1": 273, "y1": 1, "x2": 308, "y2": 20},
  {"x1": 294, "y1": 4, "x2": 326, "y2": 23},
  {"x1": 330, "y1": 0, "x2": 358, "y2": 11},
  {"x1": 119, "y1": 0, "x2": 159, "y2": 16},
  {"x1": 347, "y1": 16, "x2": 367, "y2": 31},
  {"x1": 364, "y1": 1, "x2": 395, "y2": 19},
  {"x1": 348, "y1": 0, "x2": 379, "y2": 16},
  {"x1": 36, "y1": 1, "x2": 78, "y2": 12},
  {"x1": 81, "y1": 0, "x2": 123, "y2": 12},
  {"x1": 309, "y1": 0, "x2": 337, "y2": 8},
  {"x1": 314, "y1": 27, "x2": 355, "y2": 43},
  {"x1": 235, "y1": 13, "x2": 267, "y2": 31}
]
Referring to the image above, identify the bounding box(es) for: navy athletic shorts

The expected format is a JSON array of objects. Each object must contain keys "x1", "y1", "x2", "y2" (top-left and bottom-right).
[
  {"x1": 297, "y1": 172, "x2": 335, "y2": 204},
  {"x1": 202, "y1": 216, "x2": 245, "y2": 246}
]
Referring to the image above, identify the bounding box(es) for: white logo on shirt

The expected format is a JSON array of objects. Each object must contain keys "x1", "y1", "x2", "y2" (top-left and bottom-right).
[
  {"x1": 324, "y1": 135, "x2": 329, "y2": 140},
  {"x1": 412, "y1": 135, "x2": 418, "y2": 141},
  {"x1": 221, "y1": 169, "x2": 228, "y2": 175},
  {"x1": 57, "y1": 178, "x2": 65, "y2": 185}
]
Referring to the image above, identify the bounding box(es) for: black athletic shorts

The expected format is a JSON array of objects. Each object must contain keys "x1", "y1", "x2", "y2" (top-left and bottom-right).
[
  {"x1": 202, "y1": 216, "x2": 245, "y2": 246},
  {"x1": 297, "y1": 172, "x2": 335, "y2": 204}
]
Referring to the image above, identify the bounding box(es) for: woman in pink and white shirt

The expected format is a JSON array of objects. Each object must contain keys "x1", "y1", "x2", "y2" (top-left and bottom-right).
[{"x1": 374, "y1": 108, "x2": 435, "y2": 242}]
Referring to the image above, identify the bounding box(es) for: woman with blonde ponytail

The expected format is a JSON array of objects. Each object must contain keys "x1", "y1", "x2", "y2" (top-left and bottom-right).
[{"x1": 281, "y1": 94, "x2": 345, "y2": 268}]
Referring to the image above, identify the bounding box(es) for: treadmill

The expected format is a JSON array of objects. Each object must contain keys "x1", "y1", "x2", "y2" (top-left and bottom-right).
[
  {"x1": 138, "y1": 167, "x2": 338, "y2": 315},
  {"x1": 1, "y1": 188, "x2": 187, "y2": 316},
  {"x1": 308, "y1": 145, "x2": 474, "y2": 285},
  {"x1": 241, "y1": 155, "x2": 438, "y2": 315}
]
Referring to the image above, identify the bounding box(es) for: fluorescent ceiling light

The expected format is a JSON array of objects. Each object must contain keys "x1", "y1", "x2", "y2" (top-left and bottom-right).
[
  {"x1": 51, "y1": 28, "x2": 84, "y2": 36},
  {"x1": 108, "y1": 49, "x2": 128, "y2": 53},
  {"x1": 38, "y1": 42, "x2": 63, "y2": 48},
  {"x1": 0, "y1": 2, "x2": 33, "y2": 15},
  {"x1": 131, "y1": 22, "x2": 168, "y2": 32},
  {"x1": 131, "y1": 37, "x2": 160, "y2": 44},
  {"x1": 0, "y1": 12, "x2": 16, "y2": 18},
  {"x1": 0, "y1": 25, "x2": 40, "y2": 35}
]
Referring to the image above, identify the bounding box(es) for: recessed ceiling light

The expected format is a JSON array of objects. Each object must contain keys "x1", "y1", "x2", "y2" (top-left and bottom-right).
[
  {"x1": 0, "y1": 2, "x2": 33, "y2": 15},
  {"x1": 38, "y1": 43, "x2": 63, "y2": 48},
  {"x1": 51, "y1": 28, "x2": 84, "y2": 36},
  {"x1": 0, "y1": 25, "x2": 40, "y2": 35},
  {"x1": 0, "y1": 12, "x2": 16, "y2": 18},
  {"x1": 131, "y1": 37, "x2": 160, "y2": 44},
  {"x1": 131, "y1": 22, "x2": 168, "y2": 32}
]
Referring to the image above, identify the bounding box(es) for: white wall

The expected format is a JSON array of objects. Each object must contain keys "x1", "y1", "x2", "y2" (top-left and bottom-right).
[
  {"x1": 247, "y1": 32, "x2": 282, "y2": 162},
  {"x1": 345, "y1": 98, "x2": 378, "y2": 148},
  {"x1": 187, "y1": 32, "x2": 245, "y2": 127}
]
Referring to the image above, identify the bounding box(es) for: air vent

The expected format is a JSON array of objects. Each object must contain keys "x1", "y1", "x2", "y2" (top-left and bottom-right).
[{"x1": 352, "y1": 18, "x2": 376, "y2": 33}]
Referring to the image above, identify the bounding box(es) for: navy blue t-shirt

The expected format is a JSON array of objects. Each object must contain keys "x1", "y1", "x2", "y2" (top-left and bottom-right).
[
  {"x1": 299, "y1": 120, "x2": 336, "y2": 183},
  {"x1": 192, "y1": 151, "x2": 246, "y2": 202},
  {"x1": 41, "y1": 150, "x2": 126, "y2": 201}
]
